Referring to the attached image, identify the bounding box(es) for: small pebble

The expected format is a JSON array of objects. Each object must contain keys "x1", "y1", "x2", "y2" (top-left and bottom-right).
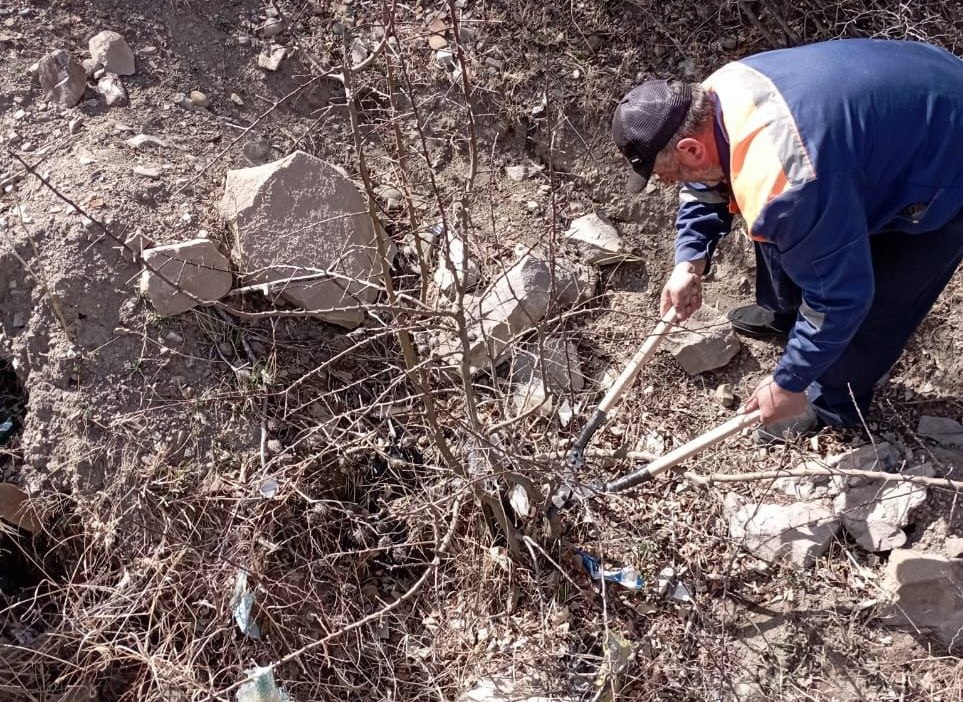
[{"x1": 190, "y1": 90, "x2": 210, "y2": 108}]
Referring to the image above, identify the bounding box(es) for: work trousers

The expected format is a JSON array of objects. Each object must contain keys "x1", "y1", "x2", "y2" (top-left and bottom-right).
[{"x1": 755, "y1": 211, "x2": 963, "y2": 426}]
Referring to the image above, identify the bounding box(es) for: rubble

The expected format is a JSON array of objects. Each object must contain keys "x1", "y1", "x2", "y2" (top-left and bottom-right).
[
  {"x1": 219, "y1": 150, "x2": 392, "y2": 329},
  {"x1": 725, "y1": 493, "x2": 840, "y2": 568},
  {"x1": 511, "y1": 336, "x2": 584, "y2": 416},
  {"x1": 833, "y1": 462, "x2": 932, "y2": 552},
  {"x1": 664, "y1": 305, "x2": 741, "y2": 375},
  {"x1": 37, "y1": 49, "x2": 87, "y2": 108},
  {"x1": 880, "y1": 549, "x2": 963, "y2": 649},
  {"x1": 564, "y1": 211, "x2": 633, "y2": 265},
  {"x1": 139, "y1": 238, "x2": 234, "y2": 316},
  {"x1": 436, "y1": 254, "x2": 593, "y2": 371},
  {"x1": 917, "y1": 415, "x2": 963, "y2": 448},
  {"x1": 89, "y1": 30, "x2": 136, "y2": 75}
]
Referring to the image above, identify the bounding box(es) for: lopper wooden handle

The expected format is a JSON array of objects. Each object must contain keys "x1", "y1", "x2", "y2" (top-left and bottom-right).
[{"x1": 604, "y1": 409, "x2": 762, "y2": 492}]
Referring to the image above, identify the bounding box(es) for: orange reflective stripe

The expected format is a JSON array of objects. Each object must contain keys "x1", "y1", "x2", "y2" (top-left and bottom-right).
[{"x1": 704, "y1": 63, "x2": 816, "y2": 237}]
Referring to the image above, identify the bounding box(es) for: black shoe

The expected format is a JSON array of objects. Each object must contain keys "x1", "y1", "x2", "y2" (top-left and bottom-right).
[{"x1": 727, "y1": 304, "x2": 794, "y2": 340}]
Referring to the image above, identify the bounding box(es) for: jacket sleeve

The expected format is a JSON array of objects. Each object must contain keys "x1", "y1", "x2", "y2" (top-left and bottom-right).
[
  {"x1": 755, "y1": 177, "x2": 874, "y2": 393},
  {"x1": 675, "y1": 182, "x2": 733, "y2": 274}
]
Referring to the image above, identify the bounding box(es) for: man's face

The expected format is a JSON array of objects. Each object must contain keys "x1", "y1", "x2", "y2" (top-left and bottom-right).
[{"x1": 653, "y1": 152, "x2": 725, "y2": 187}]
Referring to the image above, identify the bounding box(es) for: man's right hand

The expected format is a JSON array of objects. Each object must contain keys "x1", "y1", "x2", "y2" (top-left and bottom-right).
[{"x1": 660, "y1": 259, "x2": 706, "y2": 321}]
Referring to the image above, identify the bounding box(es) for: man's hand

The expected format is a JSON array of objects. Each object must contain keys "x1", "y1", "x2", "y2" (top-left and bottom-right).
[
  {"x1": 743, "y1": 375, "x2": 808, "y2": 424},
  {"x1": 660, "y1": 259, "x2": 705, "y2": 321}
]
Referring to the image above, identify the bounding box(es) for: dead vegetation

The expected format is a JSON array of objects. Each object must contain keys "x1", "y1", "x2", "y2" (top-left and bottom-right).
[{"x1": 1, "y1": 1, "x2": 963, "y2": 701}]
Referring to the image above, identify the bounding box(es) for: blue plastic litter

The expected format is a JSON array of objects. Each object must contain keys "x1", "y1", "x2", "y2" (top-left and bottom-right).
[{"x1": 578, "y1": 550, "x2": 644, "y2": 590}]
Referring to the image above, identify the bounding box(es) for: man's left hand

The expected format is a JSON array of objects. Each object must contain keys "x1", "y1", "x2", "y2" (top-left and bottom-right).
[{"x1": 743, "y1": 375, "x2": 808, "y2": 424}]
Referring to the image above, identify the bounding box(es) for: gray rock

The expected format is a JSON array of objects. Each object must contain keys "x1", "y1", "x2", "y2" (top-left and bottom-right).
[
  {"x1": 664, "y1": 305, "x2": 741, "y2": 375},
  {"x1": 828, "y1": 441, "x2": 903, "y2": 472},
  {"x1": 189, "y1": 90, "x2": 209, "y2": 108},
  {"x1": 511, "y1": 336, "x2": 584, "y2": 417},
  {"x1": 436, "y1": 255, "x2": 591, "y2": 371},
  {"x1": 505, "y1": 164, "x2": 537, "y2": 181},
  {"x1": 879, "y1": 549, "x2": 963, "y2": 650},
  {"x1": 89, "y1": 31, "x2": 135, "y2": 75},
  {"x1": 833, "y1": 459, "x2": 932, "y2": 552},
  {"x1": 772, "y1": 460, "x2": 843, "y2": 500},
  {"x1": 242, "y1": 138, "x2": 273, "y2": 166},
  {"x1": 714, "y1": 383, "x2": 736, "y2": 409},
  {"x1": 133, "y1": 165, "x2": 163, "y2": 179},
  {"x1": 945, "y1": 536, "x2": 963, "y2": 559},
  {"x1": 38, "y1": 50, "x2": 87, "y2": 108},
  {"x1": 140, "y1": 239, "x2": 233, "y2": 316},
  {"x1": 260, "y1": 18, "x2": 284, "y2": 38},
  {"x1": 97, "y1": 72, "x2": 128, "y2": 107},
  {"x1": 219, "y1": 150, "x2": 392, "y2": 329},
  {"x1": 917, "y1": 415, "x2": 963, "y2": 448},
  {"x1": 564, "y1": 211, "x2": 631, "y2": 265},
  {"x1": 82, "y1": 57, "x2": 99, "y2": 77},
  {"x1": 725, "y1": 493, "x2": 840, "y2": 568}
]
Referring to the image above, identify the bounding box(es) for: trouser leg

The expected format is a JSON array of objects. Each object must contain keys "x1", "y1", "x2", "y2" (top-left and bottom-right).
[
  {"x1": 755, "y1": 241, "x2": 802, "y2": 328},
  {"x1": 809, "y1": 215, "x2": 963, "y2": 427}
]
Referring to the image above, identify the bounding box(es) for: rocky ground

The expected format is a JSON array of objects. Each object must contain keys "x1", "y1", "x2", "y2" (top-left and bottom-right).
[{"x1": 2, "y1": 1, "x2": 963, "y2": 700}]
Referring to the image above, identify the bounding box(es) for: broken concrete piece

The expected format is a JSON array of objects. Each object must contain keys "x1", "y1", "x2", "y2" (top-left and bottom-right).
[
  {"x1": 437, "y1": 255, "x2": 592, "y2": 371},
  {"x1": 97, "y1": 72, "x2": 128, "y2": 107},
  {"x1": 880, "y1": 549, "x2": 963, "y2": 650},
  {"x1": 512, "y1": 336, "x2": 584, "y2": 416},
  {"x1": 725, "y1": 493, "x2": 840, "y2": 568},
  {"x1": 219, "y1": 150, "x2": 391, "y2": 329},
  {"x1": 917, "y1": 415, "x2": 963, "y2": 448},
  {"x1": 833, "y1": 462, "x2": 932, "y2": 552},
  {"x1": 38, "y1": 50, "x2": 87, "y2": 108},
  {"x1": 258, "y1": 45, "x2": 286, "y2": 71},
  {"x1": 433, "y1": 229, "x2": 480, "y2": 295},
  {"x1": 564, "y1": 211, "x2": 631, "y2": 265},
  {"x1": 140, "y1": 239, "x2": 233, "y2": 316},
  {"x1": 89, "y1": 31, "x2": 136, "y2": 75},
  {"x1": 828, "y1": 441, "x2": 902, "y2": 472},
  {"x1": 772, "y1": 460, "x2": 843, "y2": 500},
  {"x1": 664, "y1": 305, "x2": 741, "y2": 375}
]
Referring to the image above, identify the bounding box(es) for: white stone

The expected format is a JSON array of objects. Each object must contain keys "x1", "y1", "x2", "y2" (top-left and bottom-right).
[
  {"x1": 89, "y1": 31, "x2": 135, "y2": 75},
  {"x1": 140, "y1": 239, "x2": 233, "y2": 316},
  {"x1": 725, "y1": 493, "x2": 841, "y2": 568},
  {"x1": 833, "y1": 462, "x2": 932, "y2": 552},
  {"x1": 97, "y1": 72, "x2": 128, "y2": 107},
  {"x1": 917, "y1": 415, "x2": 963, "y2": 448},
  {"x1": 258, "y1": 46, "x2": 286, "y2": 71},
  {"x1": 564, "y1": 211, "x2": 630, "y2": 265},
  {"x1": 880, "y1": 549, "x2": 963, "y2": 650},
  {"x1": 38, "y1": 50, "x2": 87, "y2": 108},
  {"x1": 664, "y1": 305, "x2": 741, "y2": 375},
  {"x1": 219, "y1": 151, "x2": 391, "y2": 329},
  {"x1": 433, "y1": 229, "x2": 480, "y2": 295}
]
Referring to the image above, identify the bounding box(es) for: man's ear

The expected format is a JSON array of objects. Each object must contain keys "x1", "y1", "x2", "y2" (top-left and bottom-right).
[{"x1": 675, "y1": 137, "x2": 708, "y2": 166}]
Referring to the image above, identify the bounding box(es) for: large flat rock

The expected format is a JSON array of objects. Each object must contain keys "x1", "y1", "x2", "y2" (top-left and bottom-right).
[
  {"x1": 880, "y1": 549, "x2": 963, "y2": 650},
  {"x1": 219, "y1": 151, "x2": 390, "y2": 329},
  {"x1": 664, "y1": 305, "x2": 741, "y2": 375}
]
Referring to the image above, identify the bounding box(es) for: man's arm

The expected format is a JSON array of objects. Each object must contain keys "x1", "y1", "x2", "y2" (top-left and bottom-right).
[{"x1": 663, "y1": 182, "x2": 733, "y2": 319}]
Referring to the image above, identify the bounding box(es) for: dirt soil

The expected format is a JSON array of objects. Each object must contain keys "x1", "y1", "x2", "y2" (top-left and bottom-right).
[{"x1": 1, "y1": 0, "x2": 963, "y2": 700}]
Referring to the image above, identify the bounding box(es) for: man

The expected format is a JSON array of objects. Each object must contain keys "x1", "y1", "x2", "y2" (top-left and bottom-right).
[{"x1": 612, "y1": 39, "x2": 963, "y2": 436}]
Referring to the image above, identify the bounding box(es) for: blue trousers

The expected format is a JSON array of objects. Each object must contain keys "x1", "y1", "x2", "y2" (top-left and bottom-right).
[{"x1": 755, "y1": 211, "x2": 963, "y2": 426}]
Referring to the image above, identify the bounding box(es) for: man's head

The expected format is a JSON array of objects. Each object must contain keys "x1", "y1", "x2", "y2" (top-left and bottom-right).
[{"x1": 612, "y1": 80, "x2": 721, "y2": 191}]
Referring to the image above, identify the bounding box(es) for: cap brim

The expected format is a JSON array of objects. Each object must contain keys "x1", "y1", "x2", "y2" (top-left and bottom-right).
[
  {"x1": 626, "y1": 171, "x2": 648, "y2": 194},
  {"x1": 625, "y1": 158, "x2": 654, "y2": 194}
]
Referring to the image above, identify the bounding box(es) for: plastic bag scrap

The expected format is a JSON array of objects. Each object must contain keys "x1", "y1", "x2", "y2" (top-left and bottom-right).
[
  {"x1": 593, "y1": 630, "x2": 634, "y2": 701},
  {"x1": 231, "y1": 570, "x2": 261, "y2": 640},
  {"x1": 236, "y1": 666, "x2": 292, "y2": 702},
  {"x1": 578, "y1": 550, "x2": 644, "y2": 590}
]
